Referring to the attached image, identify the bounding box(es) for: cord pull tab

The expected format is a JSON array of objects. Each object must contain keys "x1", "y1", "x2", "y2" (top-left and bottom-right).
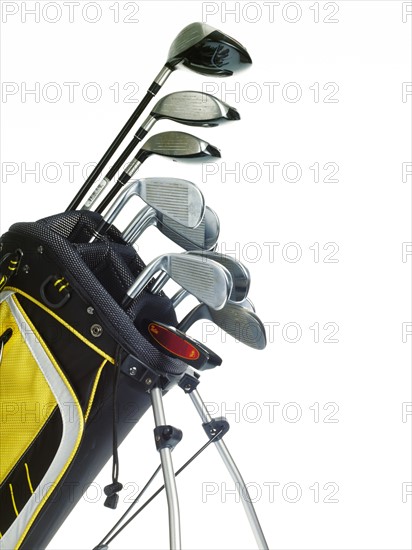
[{"x1": 103, "y1": 481, "x2": 123, "y2": 509}]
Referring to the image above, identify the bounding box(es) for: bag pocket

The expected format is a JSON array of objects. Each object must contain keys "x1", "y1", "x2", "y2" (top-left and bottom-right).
[{"x1": 0, "y1": 290, "x2": 85, "y2": 550}]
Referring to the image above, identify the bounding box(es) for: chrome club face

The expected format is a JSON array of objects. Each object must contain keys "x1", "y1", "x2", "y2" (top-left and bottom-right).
[
  {"x1": 123, "y1": 205, "x2": 220, "y2": 250},
  {"x1": 90, "y1": 178, "x2": 205, "y2": 241},
  {"x1": 122, "y1": 253, "x2": 233, "y2": 311},
  {"x1": 156, "y1": 206, "x2": 220, "y2": 251},
  {"x1": 167, "y1": 22, "x2": 252, "y2": 76},
  {"x1": 177, "y1": 301, "x2": 267, "y2": 350},
  {"x1": 137, "y1": 131, "x2": 221, "y2": 162},
  {"x1": 187, "y1": 251, "x2": 250, "y2": 302},
  {"x1": 149, "y1": 91, "x2": 240, "y2": 128},
  {"x1": 150, "y1": 249, "x2": 249, "y2": 300},
  {"x1": 170, "y1": 291, "x2": 256, "y2": 311}
]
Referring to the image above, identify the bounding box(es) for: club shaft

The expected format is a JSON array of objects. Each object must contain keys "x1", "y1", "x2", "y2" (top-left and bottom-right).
[
  {"x1": 171, "y1": 288, "x2": 189, "y2": 308},
  {"x1": 122, "y1": 259, "x2": 161, "y2": 307},
  {"x1": 95, "y1": 180, "x2": 128, "y2": 214},
  {"x1": 123, "y1": 206, "x2": 154, "y2": 242},
  {"x1": 82, "y1": 136, "x2": 141, "y2": 210},
  {"x1": 177, "y1": 308, "x2": 200, "y2": 332},
  {"x1": 66, "y1": 65, "x2": 172, "y2": 211},
  {"x1": 150, "y1": 272, "x2": 169, "y2": 294}
]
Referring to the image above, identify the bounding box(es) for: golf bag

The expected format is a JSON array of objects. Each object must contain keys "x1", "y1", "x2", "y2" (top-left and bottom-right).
[{"x1": 0, "y1": 210, "x2": 188, "y2": 550}]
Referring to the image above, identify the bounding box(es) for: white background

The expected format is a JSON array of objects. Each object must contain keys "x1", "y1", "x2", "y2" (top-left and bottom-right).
[{"x1": 1, "y1": 1, "x2": 411, "y2": 549}]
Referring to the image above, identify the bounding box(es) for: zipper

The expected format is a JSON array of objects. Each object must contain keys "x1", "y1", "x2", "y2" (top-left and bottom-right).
[{"x1": 0, "y1": 328, "x2": 13, "y2": 364}]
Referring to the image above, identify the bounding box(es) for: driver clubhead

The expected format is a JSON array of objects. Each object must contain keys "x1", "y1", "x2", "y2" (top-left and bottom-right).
[
  {"x1": 167, "y1": 22, "x2": 252, "y2": 76},
  {"x1": 178, "y1": 301, "x2": 267, "y2": 350},
  {"x1": 123, "y1": 253, "x2": 233, "y2": 311},
  {"x1": 152, "y1": 91, "x2": 240, "y2": 126},
  {"x1": 140, "y1": 131, "x2": 221, "y2": 161}
]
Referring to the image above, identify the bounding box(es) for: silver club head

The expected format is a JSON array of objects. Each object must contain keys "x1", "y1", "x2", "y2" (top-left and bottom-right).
[
  {"x1": 187, "y1": 251, "x2": 250, "y2": 302},
  {"x1": 122, "y1": 253, "x2": 233, "y2": 311},
  {"x1": 170, "y1": 291, "x2": 256, "y2": 311},
  {"x1": 178, "y1": 301, "x2": 267, "y2": 350},
  {"x1": 157, "y1": 206, "x2": 220, "y2": 250},
  {"x1": 92, "y1": 177, "x2": 205, "y2": 242},
  {"x1": 123, "y1": 205, "x2": 220, "y2": 250},
  {"x1": 139, "y1": 131, "x2": 221, "y2": 161},
  {"x1": 167, "y1": 22, "x2": 252, "y2": 77},
  {"x1": 238, "y1": 297, "x2": 256, "y2": 312},
  {"x1": 151, "y1": 91, "x2": 240, "y2": 127}
]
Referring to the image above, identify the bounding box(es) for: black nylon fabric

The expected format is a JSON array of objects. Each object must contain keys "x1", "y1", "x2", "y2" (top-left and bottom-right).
[{"x1": 8, "y1": 212, "x2": 186, "y2": 376}]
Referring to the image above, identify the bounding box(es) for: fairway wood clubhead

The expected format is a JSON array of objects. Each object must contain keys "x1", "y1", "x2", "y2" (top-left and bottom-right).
[
  {"x1": 137, "y1": 131, "x2": 221, "y2": 163},
  {"x1": 143, "y1": 320, "x2": 222, "y2": 370},
  {"x1": 178, "y1": 301, "x2": 267, "y2": 350},
  {"x1": 167, "y1": 22, "x2": 252, "y2": 76},
  {"x1": 90, "y1": 177, "x2": 205, "y2": 241},
  {"x1": 149, "y1": 91, "x2": 240, "y2": 128},
  {"x1": 85, "y1": 128, "x2": 220, "y2": 211},
  {"x1": 188, "y1": 251, "x2": 250, "y2": 302},
  {"x1": 123, "y1": 205, "x2": 220, "y2": 250},
  {"x1": 122, "y1": 254, "x2": 233, "y2": 310}
]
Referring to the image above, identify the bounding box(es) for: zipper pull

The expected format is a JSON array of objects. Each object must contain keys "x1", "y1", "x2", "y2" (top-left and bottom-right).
[{"x1": 0, "y1": 328, "x2": 13, "y2": 363}]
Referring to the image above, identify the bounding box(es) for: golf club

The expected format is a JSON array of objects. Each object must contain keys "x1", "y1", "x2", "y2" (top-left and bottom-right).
[
  {"x1": 67, "y1": 22, "x2": 252, "y2": 211},
  {"x1": 84, "y1": 129, "x2": 221, "y2": 211},
  {"x1": 90, "y1": 177, "x2": 205, "y2": 242},
  {"x1": 122, "y1": 253, "x2": 233, "y2": 310},
  {"x1": 151, "y1": 251, "x2": 250, "y2": 301},
  {"x1": 123, "y1": 205, "x2": 220, "y2": 251},
  {"x1": 177, "y1": 301, "x2": 267, "y2": 350},
  {"x1": 93, "y1": 92, "x2": 235, "y2": 213},
  {"x1": 172, "y1": 291, "x2": 256, "y2": 312}
]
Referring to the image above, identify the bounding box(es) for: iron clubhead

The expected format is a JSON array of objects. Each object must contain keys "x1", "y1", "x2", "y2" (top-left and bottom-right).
[
  {"x1": 138, "y1": 131, "x2": 221, "y2": 162},
  {"x1": 178, "y1": 301, "x2": 267, "y2": 350},
  {"x1": 188, "y1": 251, "x2": 250, "y2": 302},
  {"x1": 171, "y1": 290, "x2": 255, "y2": 311},
  {"x1": 151, "y1": 91, "x2": 240, "y2": 126},
  {"x1": 91, "y1": 177, "x2": 205, "y2": 241},
  {"x1": 123, "y1": 253, "x2": 233, "y2": 310},
  {"x1": 157, "y1": 206, "x2": 220, "y2": 251},
  {"x1": 237, "y1": 297, "x2": 256, "y2": 312},
  {"x1": 124, "y1": 204, "x2": 220, "y2": 251},
  {"x1": 167, "y1": 22, "x2": 252, "y2": 76}
]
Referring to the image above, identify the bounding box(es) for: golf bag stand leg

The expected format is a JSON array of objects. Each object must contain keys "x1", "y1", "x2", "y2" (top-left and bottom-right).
[
  {"x1": 189, "y1": 389, "x2": 269, "y2": 550},
  {"x1": 151, "y1": 387, "x2": 183, "y2": 550}
]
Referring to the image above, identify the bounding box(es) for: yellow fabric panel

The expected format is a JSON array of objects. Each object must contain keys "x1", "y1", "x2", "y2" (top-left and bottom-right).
[
  {"x1": 7, "y1": 287, "x2": 115, "y2": 365},
  {"x1": 0, "y1": 301, "x2": 57, "y2": 483}
]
